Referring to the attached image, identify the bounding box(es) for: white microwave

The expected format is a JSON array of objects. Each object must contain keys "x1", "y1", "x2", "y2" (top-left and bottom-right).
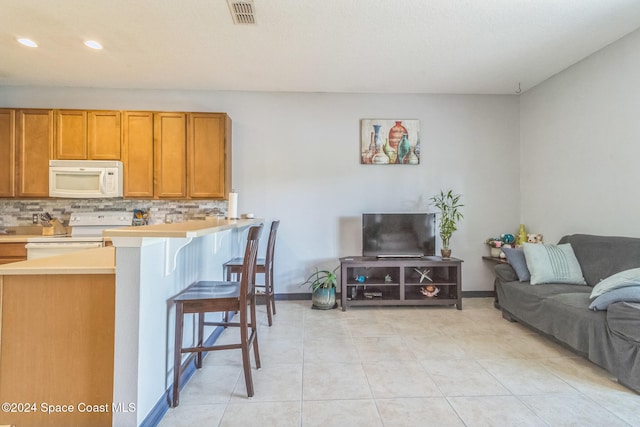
[{"x1": 49, "y1": 160, "x2": 123, "y2": 198}]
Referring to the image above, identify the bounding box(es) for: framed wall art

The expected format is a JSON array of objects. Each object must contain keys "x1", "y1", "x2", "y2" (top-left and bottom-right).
[{"x1": 360, "y1": 119, "x2": 420, "y2": 165}]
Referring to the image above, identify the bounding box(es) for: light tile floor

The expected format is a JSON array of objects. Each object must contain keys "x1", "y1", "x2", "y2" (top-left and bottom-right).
[{"x1": 159, "y1": 298, "x2": 640, "y2": 427}]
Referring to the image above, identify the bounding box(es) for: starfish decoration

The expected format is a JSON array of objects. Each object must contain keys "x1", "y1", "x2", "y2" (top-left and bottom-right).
[{"x1": 414, "y1": 268, "x2": 433, "y2": 283}]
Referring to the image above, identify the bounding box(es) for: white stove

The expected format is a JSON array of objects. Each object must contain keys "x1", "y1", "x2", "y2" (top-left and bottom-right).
[{"x1": 26, "y1": 212, "x2": 131, "y2": 259}]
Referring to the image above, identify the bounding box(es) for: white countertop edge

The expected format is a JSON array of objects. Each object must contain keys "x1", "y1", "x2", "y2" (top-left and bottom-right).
[
  {"x1": 0, "y1": 246, "x2": 115, "y2": 275},
  {"x1": 103, "y1": 218, "x2": 263, "y2": 239},
  {"x1": 109, "y1": 236, "x2": 166, "y2": 248}
]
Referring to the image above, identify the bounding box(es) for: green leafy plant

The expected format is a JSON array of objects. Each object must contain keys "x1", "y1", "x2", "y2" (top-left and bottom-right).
[
  {"x1": 301, "y1": 266, "x2": 339, "y2": 292},
  {"x1": 430, "y1": 190, "x2": 464, "y2": 249}
]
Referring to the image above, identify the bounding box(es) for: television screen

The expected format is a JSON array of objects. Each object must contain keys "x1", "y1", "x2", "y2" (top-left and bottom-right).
[{"x1": 362, "y1": 213, "x2": 436, "y2": 257}]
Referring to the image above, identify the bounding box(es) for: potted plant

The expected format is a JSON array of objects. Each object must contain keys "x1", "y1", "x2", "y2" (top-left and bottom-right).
[
  {"x1": 430, "y1": 190, "x2": 464, "y2": 259},
  {"x1": 301, "y1": 266, "x2": 339, "y2": 309}
]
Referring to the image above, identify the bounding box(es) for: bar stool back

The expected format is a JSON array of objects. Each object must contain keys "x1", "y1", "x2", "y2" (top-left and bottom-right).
[
  {"x1": 223, "y1": 220, "x2": 279, "y2": 326},
  {"x1": 172, "y1": 223, "x2": 264, "y2": 406}
]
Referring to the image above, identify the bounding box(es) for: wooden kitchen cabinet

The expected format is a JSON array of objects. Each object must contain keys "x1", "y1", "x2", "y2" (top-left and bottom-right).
[
  {"x1": 7, "y1": 107, "x2": 231, "y2": 200},
  {"x1": 154, "y1": 112, "x2": 187, "y2": 198},
  {"x1": 0, "y1": 273, "x2": 115, "y2": 427},
  {"x1": 54, "y1": 110, "x2": 86, "y2": 159},
  {"x1": 16, "y1": 109, "x2": 53, "y2": 197},
  {"x1": 123, "y1": 112, "x2": 231, "y2": 199},
  {"x1": 88, "y1": 111, "x2": 122, "y2": 159},
  {"x1": 188, "y1": 113, "x2": 232, "y2": 198},
  {"x1": 0, "y1": 109, "x2": 15, "y2": 197},
  {"x1": 0, "y1": 242, "x2": 27, "y2": 265},
  {"x1": 122, "y1": 111, "x2": 155, "y2": 198},
  {"x1": 54, "y1": 110, "x2": 121, "y2": 160}
]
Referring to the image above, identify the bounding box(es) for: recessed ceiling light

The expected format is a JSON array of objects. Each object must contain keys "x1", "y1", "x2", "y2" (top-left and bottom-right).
[
  {"x1": 84, "y1": 40, "x2": 103, "y2": 50},
  {"x1": 17, "y1": 38, "x2": 38, "y2": 48}
]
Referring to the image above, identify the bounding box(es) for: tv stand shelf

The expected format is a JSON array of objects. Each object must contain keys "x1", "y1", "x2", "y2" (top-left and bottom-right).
[{"x1": 339, "y1": 256, "x2": 463, "y2": 311}]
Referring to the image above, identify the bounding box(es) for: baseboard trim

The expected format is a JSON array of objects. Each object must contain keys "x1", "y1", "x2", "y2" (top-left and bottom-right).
[
  {"x1": 140, "y1": 315, "x2": 230, "y2": 427},
  {"x1": 461, "y1": 291, "x2": 495, "y2": 298},
  {"x1": 273, "y1": 292, "x2": 311, "y2": 301}
]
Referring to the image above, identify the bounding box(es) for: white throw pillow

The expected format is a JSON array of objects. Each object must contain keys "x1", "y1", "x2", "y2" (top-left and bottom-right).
[
  {"x1": 590, "y1": 268, "x2": 640, "y2": 299},
  {"x1": 523, "y1": 243, "x2": 586, "y2": 285}
]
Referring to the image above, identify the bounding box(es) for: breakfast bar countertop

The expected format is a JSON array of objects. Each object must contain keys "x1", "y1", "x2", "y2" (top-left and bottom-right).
[
  {"x1": 0, "y1": 246, "x2": 115, "y2": 275},
  {"x1": 102, "y1": 217, "x2": 263, "y2": 239}
]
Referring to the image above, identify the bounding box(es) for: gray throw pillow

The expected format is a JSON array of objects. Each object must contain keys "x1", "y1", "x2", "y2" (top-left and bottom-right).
[
  {"x1": 589, "y1": 286, "x2": 640, "y2": 310},
  {"x1": 502, "y1": 247, "x2": 530, "y2": 282},
  {"x1": 523, "y1": 243, "x2": 586, "y2": 285}
]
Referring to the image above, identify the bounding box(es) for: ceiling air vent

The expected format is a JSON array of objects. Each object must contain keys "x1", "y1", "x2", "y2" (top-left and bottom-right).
[{"x1": 227, "y1": 0, "x2": 256, "y2": 24}]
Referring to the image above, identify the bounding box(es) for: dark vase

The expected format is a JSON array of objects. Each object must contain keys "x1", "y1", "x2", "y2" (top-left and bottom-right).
[{"x1": 312, "y1": 287, "x2": 336, "y2": 309}]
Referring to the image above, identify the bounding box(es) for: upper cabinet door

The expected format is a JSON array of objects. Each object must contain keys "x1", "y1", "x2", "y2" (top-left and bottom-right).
[
  {"x1": 55, "y1": 110, "x2": 87, "y2": 159},
  {"x1": 55, "y1": 110, "x2": 121, "y2": 160},
  {"x1": 16, "y1": 109, "x2": 53, "y2": 197},
  {"x1": 0, "y1": 109, "x2": 16, "y2": 197},
  {"x1": 122, "y1": 112, "x2": 154, "y2": 198},
  {"x1": 154, "y1": 112, "x2": 187, "y2": 199},
  {"x1": 88, "y1": 111, "x2": 121, "y2": 160},
  {"x1": 188, "y1": 113, "x2": 231, "y2": 199}
]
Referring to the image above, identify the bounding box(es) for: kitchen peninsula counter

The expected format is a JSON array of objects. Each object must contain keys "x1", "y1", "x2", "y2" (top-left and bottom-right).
[
  {"x1": 0, "y1": 248, "x2": 115, "y2": 427},
  {"x1": 105, "y1": 217, "x2": 263, "y2": 426},
  {"x1": 102, "y1": 217, "x2": 262, "y2": 239},
  {"x1": 0, "y1": 246, "x2": 114, "y2": 275}
]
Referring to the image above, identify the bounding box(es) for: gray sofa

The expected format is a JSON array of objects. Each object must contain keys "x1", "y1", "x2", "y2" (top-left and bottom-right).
[{"x1": 494, "y1": 234, "x2": 640, "y2": 393}]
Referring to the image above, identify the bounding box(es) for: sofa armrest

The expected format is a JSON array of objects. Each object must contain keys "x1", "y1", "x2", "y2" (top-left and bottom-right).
[
  {"x1": 608, "y1": 302, "x2": 640, "y2": 343},
  {"x1": 495, "y1": 263, "x2": 518, "y2": 283}
]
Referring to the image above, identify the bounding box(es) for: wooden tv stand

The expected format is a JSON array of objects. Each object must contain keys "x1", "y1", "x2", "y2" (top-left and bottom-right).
[{"x1": 339, "y1": 256, "x2": 463, "y2": 311}]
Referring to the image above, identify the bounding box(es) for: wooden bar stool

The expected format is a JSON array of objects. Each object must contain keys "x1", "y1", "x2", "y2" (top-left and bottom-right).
[
  {"x1": 223, "y1": 220, "x2": 279, "y2": 326},
  {"x1": 172, "y1": 223, "x2": 264, "y2": 407}
]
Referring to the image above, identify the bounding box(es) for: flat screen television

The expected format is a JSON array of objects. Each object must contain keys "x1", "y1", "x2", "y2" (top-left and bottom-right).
[{"x1": 362, "y1": 213, "x2": 436, "y2": 258}]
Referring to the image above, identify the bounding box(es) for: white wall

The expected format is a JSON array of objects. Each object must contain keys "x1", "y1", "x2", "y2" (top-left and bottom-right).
[
  {"x1": 520, "y1": 28, "x2": 640, "y2": 243},
  {"x1": 0, "y1": 88, "x2": 521, "y2": 292}
]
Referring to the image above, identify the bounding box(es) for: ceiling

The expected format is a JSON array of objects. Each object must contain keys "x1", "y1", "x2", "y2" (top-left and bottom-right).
[{"x1": 2, "y1": 0, "x2": 640, "y2": 95}]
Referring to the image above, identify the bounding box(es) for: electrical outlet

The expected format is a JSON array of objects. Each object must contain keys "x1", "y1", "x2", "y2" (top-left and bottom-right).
[{"x1": 32, "y1": 213, "x2": 39, "y2": 224}]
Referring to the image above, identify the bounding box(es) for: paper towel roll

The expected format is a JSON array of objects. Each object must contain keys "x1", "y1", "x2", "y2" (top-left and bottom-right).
[{"x1": 227, "y1": 191, "x2": 238, "y2": 219}]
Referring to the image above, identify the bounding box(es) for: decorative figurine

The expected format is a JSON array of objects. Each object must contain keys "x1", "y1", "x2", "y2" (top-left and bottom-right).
[
  {"x1": 414, "y1": 268, "x2": 433, "y2": 283},
  {"x1": 501, "y1": 233, "x2": 515, "y2": 245},
  {"x1": 420, "y1": 285, "x2": 440, "y2": 297},
  {"x1": 515, "y1": 224, "x2": 527, "y2": 246},
  {"x1": 527, "y1": 233, "x2": 544, "y2": 243},
  {"x1": 355, "y1": 275, "x2": 366, "y2": 283},
  {"x1": 384, "y1": 274, "x2": 392, "y2": 283}
]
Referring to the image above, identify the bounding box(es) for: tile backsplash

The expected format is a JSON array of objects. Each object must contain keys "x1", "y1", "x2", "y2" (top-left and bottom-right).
[{"x1": 0, "y1": 198, "x2": 228, "y2": 227}]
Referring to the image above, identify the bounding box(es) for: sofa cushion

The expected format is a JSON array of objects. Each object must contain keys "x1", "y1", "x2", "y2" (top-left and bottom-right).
[
  {"x1": 503, "y1": 282, "x2": 590, "y2": 299},
  {"x1": 589, "y1": 286, "x2": 640, "y2": 310},
  {"x1": 502, "y1": 247, "x2": 530, "y2": 281},
  {"x1": 541, "y1": 293, "x2": 607, "y2": 355},
  {"x1": 497, "y1": 281, "x2": 590, "y2": 326},
  {"x1": 559, "y1": 234, "x2": 640, "y2": 286},
  {"x1": 523, "y1": 243, "x2": 586, "y2": 285},
  {"x1": 607, "y1": 302, "x2": 640, "y2": 343},
  {"x1": 589, "y1": 268, "x2": 640, "y2": 299}
]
